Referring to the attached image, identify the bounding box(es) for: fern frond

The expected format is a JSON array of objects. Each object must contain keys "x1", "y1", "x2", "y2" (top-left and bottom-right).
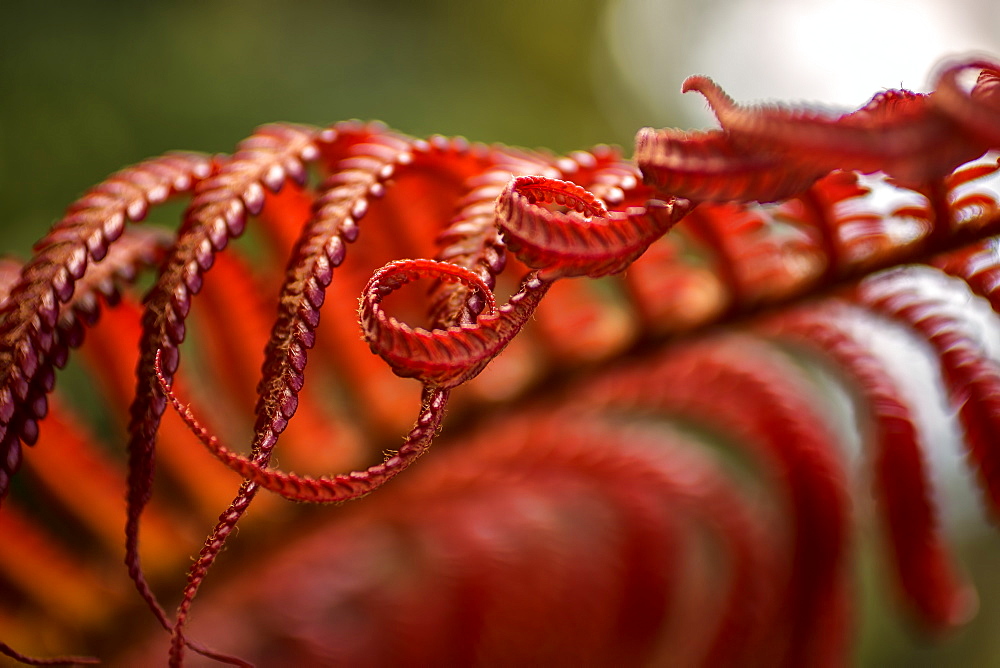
[
  {"x1": 762, "y1": 302, "x2": 977, "y2": 631},
  {"x1": 4, "y1": 56, "x2": 1000, "y2": 666},
  {"x1": 0, "y1": 228, "x2": 172, "y2": 500},
  {"x1": 677, "y1": 74, "x2": 988, "y2": 188},
  {"x1": 122, "y1": 123, "x2": 324, "y2": 661},
  {"x1": 0, "y1": 152, "x2": 211, "y2": 501},
  {"x1": 857, "y1": 274, "x2": 1000, "y2": 519},
  {"x1": 634, "y1": 127, "x2": 827, "y2": 203}
]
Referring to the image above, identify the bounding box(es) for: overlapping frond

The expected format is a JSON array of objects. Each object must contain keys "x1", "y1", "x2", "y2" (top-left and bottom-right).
[{"x1": 0, "y1": 154, "x2": 212, "y2": 502}]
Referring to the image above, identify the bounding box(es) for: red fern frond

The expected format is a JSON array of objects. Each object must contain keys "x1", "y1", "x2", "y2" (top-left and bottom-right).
[
  {"x1": 5, "y1": 55, "x2": 1000, "y2": 667},
  {"x1": 935, "y1": 237, "x2": 1000, "y2": 311},
  {"x1": 0, "y1": 153, "x2": 211, "y2": 501},
  {"x1": 156, "y1": 350, "x2": 449, "y2": 505},
  {"x1": 122, "y1": 123, "x2": 325, "y2": 662},
  {"x1": 634, "y1": 127, "x2": 827, "y2": 203},
  {"x1": 575, "y1": 335, "x2": 852, "y2": 665},
  {"x1": 934, "y1": 58, "x2": 1000, "y2": 147},
  {"x1": 762, "y1": 303, "x2": 977, "y2": 631},
  {"x1": 0, "y1": 228, "x2": 172, "y2": 501},
  {"x1": 496, "y1": 175, "x2": 689, "y2": 279},
  {"x1": 678, "y1": 74, "x2": 987, "y2": 188},
  {"x1": 857, "y1": 273, "x2": 1000, "y2": 520}
]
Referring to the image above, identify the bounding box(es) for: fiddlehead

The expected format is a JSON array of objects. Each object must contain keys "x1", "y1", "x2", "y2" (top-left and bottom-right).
[
  {"x1": 155, "y1": 257, "x2": 541, "y2": 502},
  {"x1": 495, "y1": 175, "x2": 689, "y2": 279}
]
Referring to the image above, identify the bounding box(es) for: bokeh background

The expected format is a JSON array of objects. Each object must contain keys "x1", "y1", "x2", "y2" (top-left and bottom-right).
[{"x1": 3, "y1": 0, "x2": 1000, "y2": 664}]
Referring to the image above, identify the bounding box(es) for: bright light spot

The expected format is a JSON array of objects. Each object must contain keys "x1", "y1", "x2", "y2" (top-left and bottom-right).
[{"x1": 603, "y1": 0, "x2": 1000, "y2": 127}]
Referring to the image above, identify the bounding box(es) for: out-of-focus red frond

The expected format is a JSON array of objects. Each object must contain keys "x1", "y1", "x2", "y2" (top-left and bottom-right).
[
  {"x1": 934, "y1": 59, "x2": 1000, "y2": 147},
  {"x1": 934, "y1": 237, "x2": 1000, "y2": 313},
  {"x1": 120, "y1": 403, "x2": 781, "y2": 667},
  {"x1": 574, "y1": 335, "x2": 852, "y2": 666},
  {"x1": 856, "y1": 276, "x2": 1000, "y2": 521},
  {"x1": 762, "y1": 303, "x2": 977, "y2": 631}
]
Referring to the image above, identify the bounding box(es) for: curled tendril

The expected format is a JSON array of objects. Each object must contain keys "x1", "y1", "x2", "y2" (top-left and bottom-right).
[
  {"x1": 496, "y1": 175, "x2": 690, "y2": 279},
  {"x1": 0, "y1": 641, "x2": 98, "y2": 667},
  {"x1": 359, "y1": 258, "x2": 550, "y2": 389},
  {"x1": 155, "y1": 348, "x2": 449, "y2": 504},
  {"x1": 360, "y1": 176, "x2": 687, "y2": 390}
]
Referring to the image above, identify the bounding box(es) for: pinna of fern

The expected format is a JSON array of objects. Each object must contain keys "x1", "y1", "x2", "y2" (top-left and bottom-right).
[{"x1": 0, "y1": 57, "x2": 998, "y2": 666}]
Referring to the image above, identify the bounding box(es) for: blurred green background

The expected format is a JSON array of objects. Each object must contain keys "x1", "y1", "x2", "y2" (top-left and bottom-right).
[
  {"x1": 0, "y1": 0, "x2": 627, "y2": 257},
  {"x1": 3, "y1": 0, "x2": 1000, "y2": 664}
]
